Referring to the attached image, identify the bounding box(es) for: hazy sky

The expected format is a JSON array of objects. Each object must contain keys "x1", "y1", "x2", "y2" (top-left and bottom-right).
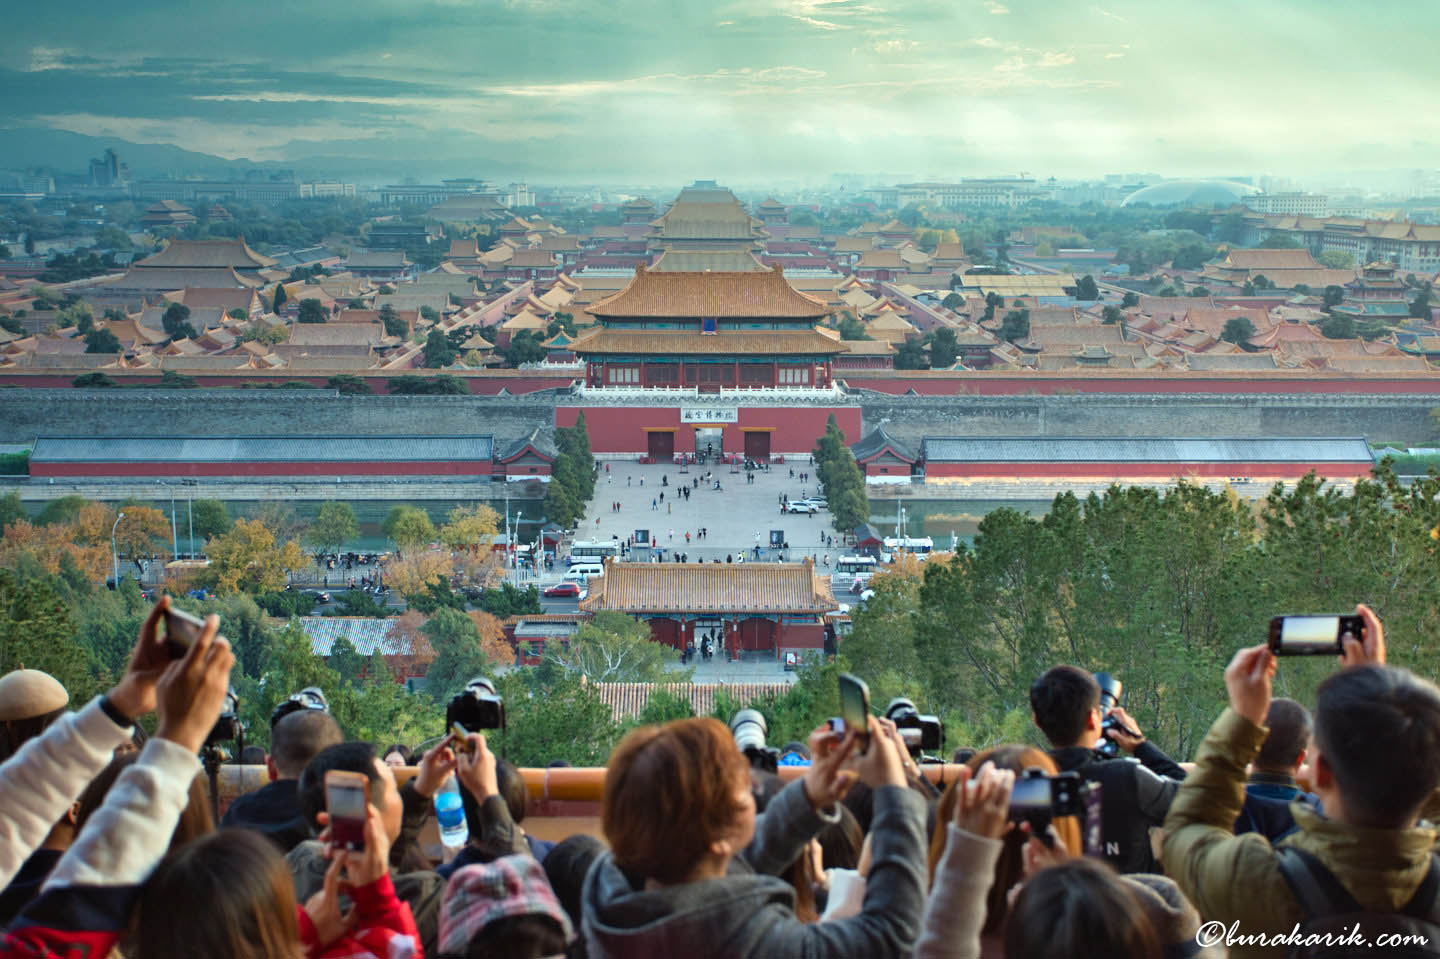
[{"x1": 3, "y1": 0, "x2": 1436, "y2": 183}]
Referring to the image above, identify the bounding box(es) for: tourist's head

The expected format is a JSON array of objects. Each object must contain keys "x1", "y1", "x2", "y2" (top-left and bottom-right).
[
  {"x1": 1311, "y1": 665, "x2": 1440, "y2": 828},
  {"x1": 270, "y1": 708, "x2": 343, "y2": 781},
  {"x1": 1005, "y1": 858, "x2": 1163, "y2": 959},
  {"x1": 136, "y1": 829, "x2": 300, "y2": 959},
  {"x1": 382, "y1": 743, "x2": 413, "y2": 768},
  {"x1": 439, "y1": 855, "x2": 572, "y2": 959},
  {"x1": 76, "y1": 752, "x2": 214, "y2": 849},
  {"x1": 1030, "y1": 666, "x2": 1102, "y2": 749},
  {"x1": 298, "y1": 741, "x2": 402, "y2": 842},
  {"x1": 603, "y1": 718, "x2": 754, "y2": 884},
  {"x1": 0, "y1": 668, "x2": 69, "y2": 761},
  {"x1": 1254, "y1": 697, "x2": 1311, "y2": 773}
]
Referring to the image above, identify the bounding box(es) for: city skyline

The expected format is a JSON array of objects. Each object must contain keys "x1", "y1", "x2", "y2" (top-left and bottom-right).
[{"x1": 1, "y1": 0, "x2": 1437, "y2": 184}]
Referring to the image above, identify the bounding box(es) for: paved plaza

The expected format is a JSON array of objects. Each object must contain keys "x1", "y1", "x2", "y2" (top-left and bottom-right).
[{"x1": 577, "y1": 458, "x2": 844, "y2": 566}]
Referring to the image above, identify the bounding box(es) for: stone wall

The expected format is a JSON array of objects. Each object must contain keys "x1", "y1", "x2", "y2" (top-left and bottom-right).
[{"x1": 2, "y1": 388, "x2": 1433, "y2": 451}]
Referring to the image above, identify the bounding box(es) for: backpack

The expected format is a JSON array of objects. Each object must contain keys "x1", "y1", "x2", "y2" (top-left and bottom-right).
[{"x1": 1276, "y1": 846, "x2": 1440, "y2": 958}]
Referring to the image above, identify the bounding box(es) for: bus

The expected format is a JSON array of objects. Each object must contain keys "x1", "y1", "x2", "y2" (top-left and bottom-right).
[
  {"x1": 567, "y1": 540, "x2": 622, "y2": 565},
  {"x1": 832, "y1": 554, "x2": 880, "y2": 592},
  {"x1": 883, "y1": 536, "x2": 934, "y2": 558}
]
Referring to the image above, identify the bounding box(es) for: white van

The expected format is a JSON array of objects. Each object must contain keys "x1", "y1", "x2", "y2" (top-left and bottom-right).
[{"x1": 565, "y1": 563, "x2": 604, "y2": 583}]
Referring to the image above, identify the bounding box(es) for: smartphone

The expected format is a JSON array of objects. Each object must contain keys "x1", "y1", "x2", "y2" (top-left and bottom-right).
[
  {"x1": 838, "y1": 673, "x2": 871, "y2": 755},
  {"x1": 1268, "y1": 614, "x2": 1364, "y2": 656},
  {"x1": 448, "y1": 722, "x2": 474, "y2": 754},
  {"x1": 162, "y1": 606, "x2": 207, "y2": 659},
  {"x1": 324, "y1": 769, "x2": 369, "y2": 851}
]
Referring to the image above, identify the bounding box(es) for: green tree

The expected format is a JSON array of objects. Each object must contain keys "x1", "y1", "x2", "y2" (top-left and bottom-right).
[
  {"x1": 494, "y1": 668, "x2": 618, "y2": 766},
  {"x1": 1322, "y1": 285, "x2": 1346, "y2": 311},
  {"x1": 422, "y1": 608, "x2": 493, "y2": 703},
  {"x1": 894, "y1": 339, "x2": 928, "y2": 370},
  {"x1": 161, "y1": 303, "x2": 198, "y2": 340},
  {"x1": 386, "y1": 374, "x2": 468, "y2": 395},
  {"x1": 34, "y1": 496, "x2": 88, "y2": 526},
  {"x1": 504, "y1": 330, "x2": 546, "y2": 366},
  {"x1": 309, "y1": 501, "x2": 359, "y2": 559},
  {"x1": 999, "y1": 309, "x2": 1030, "y2": 343},
  {"x1": 941, "y1": 292, "x2": 964, "y2": 311},
  {"x1": 336, "y1": 590, "x2": 392, "y2": 617},
  {"x1": 296, "y1": 299, "x2": 327, "y2": 324},
  {"x1": 273, "y1": 283, "x2": 288, "y2": 312},
  {"x1": 379, "y1": 304, "x2": 408, "y2": 338},
  {"x1": 423, "y1": 329, "x2": 457, "y2": 368},
  {"x1": 1321, "y1": 314, "x2": 1357, "y2": 339},
  {"x1": 472, "y1": 582, "x2": 543, "y2": 618},
  {"x1": 0, "y1": 569, "x2": 97, "y2": 703},
  {"x1": 1319, "y1": 250, "x2": 1355, "y2": 269},
  {"x1": 0, "y1": 491, "x2": 25, "y2": 530},
  {"x1": 1121, "y1": 292, "x2": 1139, "y2": 308},
  {"x1": 383, "y1": 505, "x2": 436, "y2": 551},
  {"x1": 554, "y1": 611, "x2": 684, "y2": 683},
  {"x1": 190, "y1": 499, "x2": 232, "y2": 539},
  {"x1": 1221, "y1": 317, "x2": 1257, "y2": 344},
  {"x1": 420, "y1": 305, "x2": 440, "y2": 323},
  {"x1": 1191, "y1": 286, "x2": 1211, "y2": 298},
  {"x1": 1075, "y1": 275, "x2": 1100, "y2": 301},
  {"x1": 157, "y1": 371, "x2": 198, "y2": 389},
  {"x1": 1410, "y1": 285, "x2": 1433, "y2": 320},
  {"x1": 836, "y1": 312, "x2": 869, "y2": 341},
  {"x1": 328, "y1": 635, "x2": 366, "y2": 687},
  {"x1": 326, "y1": 374, "x2": 372, "y2": 394},
  {"x1": 929, "y1": 327, "x2": 959, "y2": 368},
  {"x1": 83, "y1": 328, "x2": 121, "y2": 354},
  {"x1": 72, "y1": 372, "x2": 117, "y2": 388},
  {"x1": 1101, "y1": 305, "x2": 1123, "y2": 325}
]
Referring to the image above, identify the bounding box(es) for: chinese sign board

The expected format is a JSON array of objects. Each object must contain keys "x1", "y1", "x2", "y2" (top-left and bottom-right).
[{"x1": 680, "y1": 407, "x2": 738, "y2": 423}]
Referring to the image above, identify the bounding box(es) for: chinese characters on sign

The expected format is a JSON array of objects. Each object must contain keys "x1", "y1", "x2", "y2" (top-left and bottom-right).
[{"x1": 680, "y1": 407, "x2": 739, "y2": 423}]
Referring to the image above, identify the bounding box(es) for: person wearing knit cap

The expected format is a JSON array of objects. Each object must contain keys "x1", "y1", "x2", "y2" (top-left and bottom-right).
[
  {"x1": 0, "y1": 669, "x2": 70, "y2": 761},
  {"x1": 439, "y1": 854, "x2": 573, "y2": 959}
]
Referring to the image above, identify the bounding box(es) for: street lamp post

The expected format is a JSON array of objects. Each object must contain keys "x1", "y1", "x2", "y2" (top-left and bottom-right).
[
  {"x1": 111, "y1": 511, "x2": 126, "y2": 589},
  {"x1": 513, "y1": 511, "x2": 524, "y2": 584},
  {"x1": 158, "y1": 481, "x2": 178, "y2": 558}
]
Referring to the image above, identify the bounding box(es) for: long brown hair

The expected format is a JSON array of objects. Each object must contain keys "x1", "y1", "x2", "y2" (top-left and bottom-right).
[
  {"x1": 75, "y1": 752, "x2": 215, "y2": 846},
  {"x1": 136, "y1": 830, "x2": 302, "y2": 959},
  {"x1": 928, "y1": 745, "x2": 1083, "y2": 937}
]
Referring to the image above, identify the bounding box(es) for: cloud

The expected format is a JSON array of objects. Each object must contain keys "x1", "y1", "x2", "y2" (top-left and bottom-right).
[
  {"x1": 790, "y1": 15, "x2": 843, "y2": 29},
  {"x1": 1104, "y1": 51, "x2": 1126, "y2": 59},
  {"x1": 993, "y1": 56, "x2": 1026, "y2": 73},
  {"x1": 984, "y1": 1, "x2": 1010, "y2": 14},
  {"x1": 1093, "y1": 6, "x2": 1128, "y2": 22},
  {"x1": 1038, "y1": 51, "x2": 1075, "y2": 68},
  {"x1": 872, "y1": 38, "x2": 918, "y2": 54}
]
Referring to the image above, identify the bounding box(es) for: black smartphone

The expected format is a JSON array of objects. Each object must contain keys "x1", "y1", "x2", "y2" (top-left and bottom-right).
[
  {"x1": 838, "y1": 673, "x2": 871, "y2": 755},
  {"x1": 162, "y1": 606, "x2": 207, "y2": 660},
  {"x1": 1268, "y1": 614, "x2": 1364, "y2": 656}
]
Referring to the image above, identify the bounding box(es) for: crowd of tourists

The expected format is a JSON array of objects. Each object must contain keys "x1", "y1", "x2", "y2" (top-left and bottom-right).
[{"x1": 1, "y1": 596, "x2": 1437, "y2": 958}]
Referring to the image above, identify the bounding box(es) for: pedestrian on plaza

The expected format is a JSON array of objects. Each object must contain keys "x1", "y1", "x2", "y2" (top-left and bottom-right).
[
  {"x1": 606, "y1": 463, "x2": 610, "y2": 473},
  {"x1": 668, "y1": 528, "x2": 674, "y2": 541},
  {"x1": 726, "y1": 554, "x2": 732, "y2": 564},
  {"x1": 667, "y1": 502, "x2": 672, "y2": 515},
  {"x1": 640, "y1": 477, "x2": 644, "y2": 486},
  {"x1": 651, "y1": 499, "x2": 657, "y2": 510},
  {"x1": 789, "y1": 468, "x2": 794, "y2": 478},
  {"x1": 659, "y1": 491, "x2": 664, "y2": 502},
  {"x1": 685, "y1": 531, "x2": 691, "y2": 544},
  {"x1": 627, "y1": 476, "x2": 632, "y2": 487},
  {"x1": 823, "y1": 553, "x2": 829, "y2": 567}
]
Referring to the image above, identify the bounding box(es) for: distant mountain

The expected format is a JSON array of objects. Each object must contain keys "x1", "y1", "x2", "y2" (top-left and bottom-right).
[{"x1": 0, "y1": 127, "x2": 276, "y2": 178}]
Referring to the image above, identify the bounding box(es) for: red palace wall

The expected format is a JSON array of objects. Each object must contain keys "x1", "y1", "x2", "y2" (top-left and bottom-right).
[
  {"x1": 838, "y1": 375, "x2": 1440, "y2": 396},
  {"x1": 0, "y1": 373, "x2": 573, "y2": 395},
  {"x1": 556, "y1": 405, "x2": 863, "y2": 455},
  {"x1": 925, "y1": 461, "x2": 1373, "y2": 480},
  {"x1": 30, "y1": 461, "x2": 494, "y2": 478}
]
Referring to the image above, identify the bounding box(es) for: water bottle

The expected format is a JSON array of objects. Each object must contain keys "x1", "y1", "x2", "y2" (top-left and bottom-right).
[{"x1": 434, "y1": 775, "x2": 468, "y2": 849}]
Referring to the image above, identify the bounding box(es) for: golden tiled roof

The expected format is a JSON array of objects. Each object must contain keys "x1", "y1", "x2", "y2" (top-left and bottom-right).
[
  {"x1": 581, "y1": 561, "x2": 836, "y2": 614},
  {"x1": 570, "y1": 329, "x2": 848, "y2": 357},
  {"x1": 589, "y1": 263, "x2": 830, "y2": 319}
]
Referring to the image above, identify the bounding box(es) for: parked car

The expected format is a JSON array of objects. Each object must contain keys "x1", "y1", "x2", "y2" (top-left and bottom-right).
[
  {"x1": 803, "y1": 497, "x2": 828, "y2": 510},
  {"x1": 543, "y1": 581, "x2": 588, "y2": 599},
  {"x1": 785, "y1": 501, "x2": 818, "y2": 514}
]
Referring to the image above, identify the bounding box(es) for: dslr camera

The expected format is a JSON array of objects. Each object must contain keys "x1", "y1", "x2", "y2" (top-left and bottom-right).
[
  {"x1": 730, "y1": 708, "x2": 780, "y2": 774},
  {"x1": 448, "y1": 676, "x2": 506, "y2": 732},
  {"x1": 1094, "y1": 672, "x2": 1137, "y2": 759},
  {"x1": 884, "y1": 697, "x2": 944, "y2": 758},
  {"x1": 206, "y1": 687, "x2": 243, "y2": 747},
  {"x1": 270, "y1": 686, "x2": 329, "y2": 729},
  {"x1": 1009, "y1": 767, "x2": 1100, "y2": 827}
]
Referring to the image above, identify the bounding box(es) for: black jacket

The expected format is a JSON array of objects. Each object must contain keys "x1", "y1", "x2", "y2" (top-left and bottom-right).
[
  {"x1": 1052, "y1": 741, "x2": 1185, "y2": 875},
  {"x1": 219, "y1": 778, "x2": 311, "y2": 853}
]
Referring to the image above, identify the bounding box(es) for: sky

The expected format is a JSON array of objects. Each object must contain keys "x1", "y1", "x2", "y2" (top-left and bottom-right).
[{"x1": 2, "y1": 0, "x2": 1437, "y2": 185}]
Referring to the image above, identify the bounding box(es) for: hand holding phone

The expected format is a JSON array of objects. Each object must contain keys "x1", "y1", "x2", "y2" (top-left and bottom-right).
[
  {"x1": 838, "y1": 673, "x2": 871, "y2": 756},
  {"x1": 162, "y1": 606, "x2": 209, "y2": 660},
  {"x1": 324, "y1": 770, "x2": 370, "y2": 852}
]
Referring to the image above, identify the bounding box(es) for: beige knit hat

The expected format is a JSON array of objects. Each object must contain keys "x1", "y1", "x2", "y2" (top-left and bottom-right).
[{"x1": 0, "y1": 669, "x2": 69, "y2": 722}]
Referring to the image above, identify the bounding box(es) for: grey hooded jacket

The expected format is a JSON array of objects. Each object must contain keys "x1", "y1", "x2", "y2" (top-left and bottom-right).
[{"x1": 582, "y1": 779, "x2": 927, "y2": 959}]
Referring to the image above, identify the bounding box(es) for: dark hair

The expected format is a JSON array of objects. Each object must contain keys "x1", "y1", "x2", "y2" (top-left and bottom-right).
[
  {"x1": 136, "y1": 829, "x2": 301, "y2": 959},
  {"x1": 239, "y1": 745, "x2": 268, "y2": 766},
  {"x1": 952, "y1": 746, "x2": 977, "y2": 765},
  {"x1": 1030, "y1": 666, "x2": 1101, "y2": 747},
  {"x1": 382, "y1": 743, "x2": 413, "y2": 764},
  {"x1": 816, "y1": 804, "x2": 863, "y2": 871},
  {"x1": 0, "y1": 707, "x2": 67, "y2": 762},
  {"x1": 1004, "y1": 859, "x2": 1162, "y2": 959},
  {"x1": 271, "y1": 709, "x2": 344, "y2": 780},
  {"x1": 603, "y1": 718, "x2": 750, "y2": 884},
  {"x1": 75, "y1": 752, "x2": 214, "y2": 847},
  {"x1": 840, "y1": 780, "x2": 874, "y2": 835},
  {"x1": 543, "y1": 834, "x2": 605, "y2": 930},
  {"x1": 1255, "y1": 697, "x2": 1312, "y2": 771},
  {"x1": 1314, "y1": 665, "x2": 1440, "y2": 827},
  {"x1": 496, "y1": 758, "x2": 528, "y2": 825},
  {"x1": 297, "y1": 741, "x2": 382, "y2": 830},
  {"x1": 457, "y1": 915, "x2": 567, "y2": 959}
]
